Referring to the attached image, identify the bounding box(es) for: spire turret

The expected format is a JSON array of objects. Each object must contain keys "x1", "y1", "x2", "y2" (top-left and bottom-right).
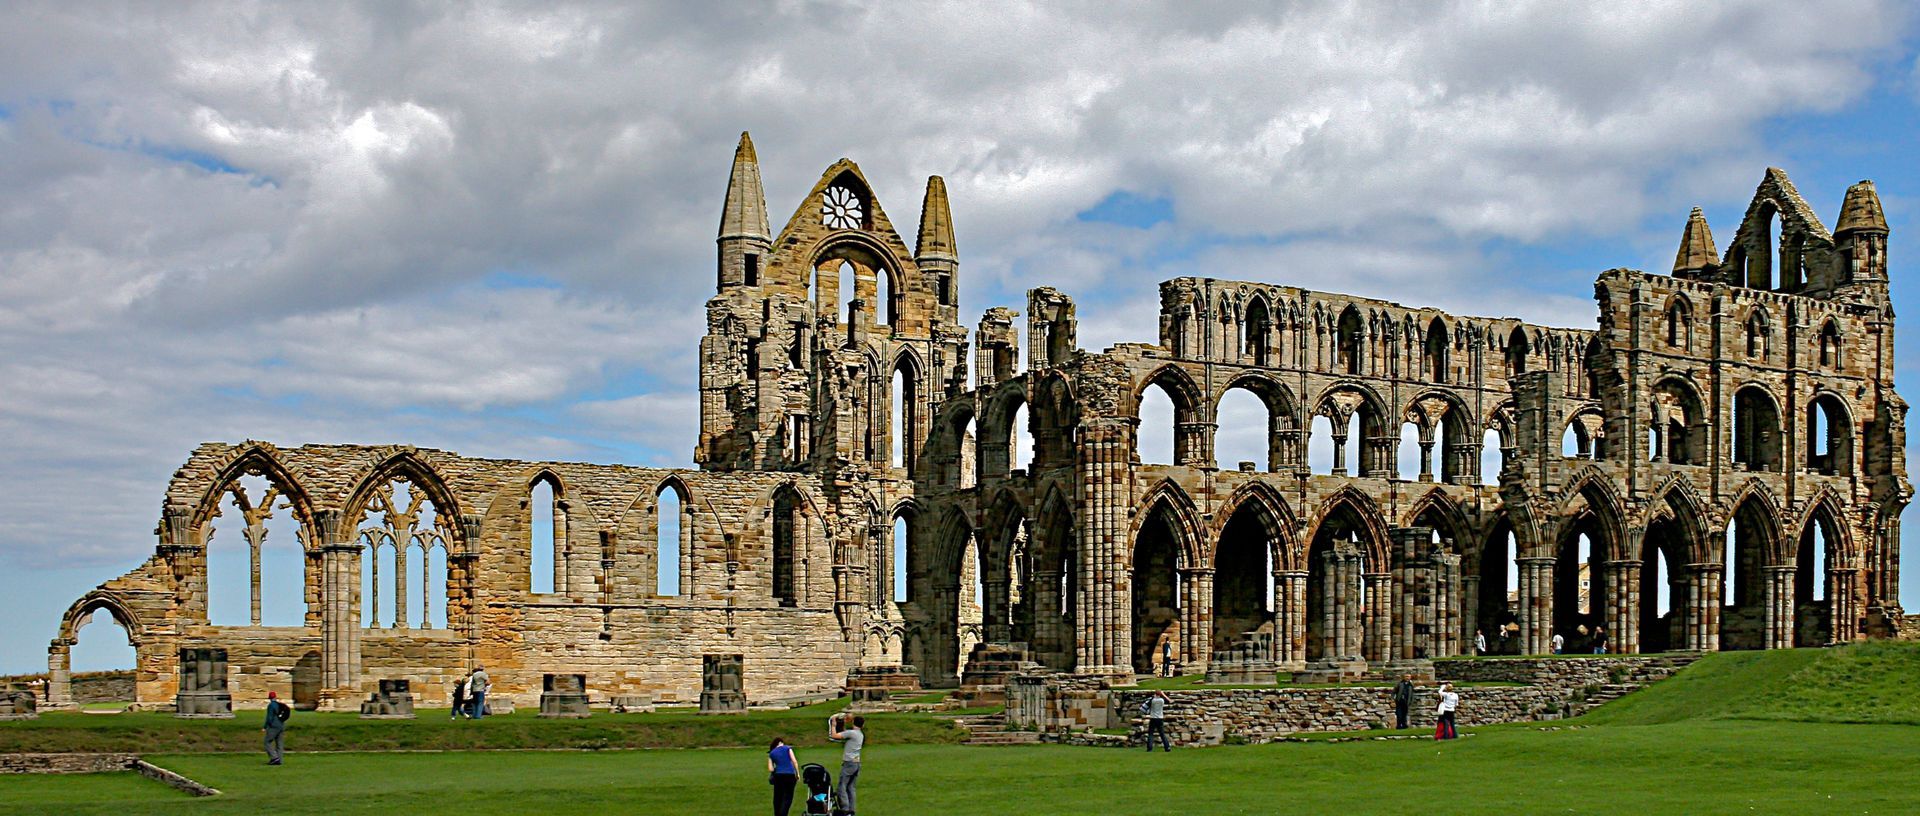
[
  {"x1": 915, "y1": 176, "x2": 960, "y2": 311},
  {"x1": 717, "y1": 132, "x2": 771, "y2": 289},
  {"x1": 1671, "y1": 207, "x2": 1720, "y2": 279},
  {"x1": 1835, "y1": 180, "x2": 1887, "y2": 236}
]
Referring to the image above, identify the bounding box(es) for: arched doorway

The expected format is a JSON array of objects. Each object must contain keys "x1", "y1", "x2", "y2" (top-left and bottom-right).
[
  {"x1": 1131, "y1": 501, "x2": 1184, "y2": 675},
  {"x1": 1305, "y1": 499, "x2": 1380, "y2": 662},
  {"x1": 1719, "y1": 495, "x2": 1778, "y2": 650}
]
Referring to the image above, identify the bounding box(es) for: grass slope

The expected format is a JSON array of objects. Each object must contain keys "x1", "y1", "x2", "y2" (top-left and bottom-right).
[{"x1": 1581, "y1": 641, "x2": 1920, "y2": 726}]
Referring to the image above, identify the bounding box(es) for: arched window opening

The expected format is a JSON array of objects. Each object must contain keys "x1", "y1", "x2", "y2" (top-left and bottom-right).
[
  {"x1": 1343, "y1": 412, "x2": 1363, "y2": 477},
  {"x1": 1214, "y1": 504, "x2": 1276, "y2": 656},
  {"x1": 1731, "y1": 386, "x2": 1782, "y2": 472},
  {"x1": 1397, "y1": 422, "x2": 1422, "y2": 481},
  {"x1": 529, "y1": 477, "x2": 558, "y2": 595},
  {"x1": 772, "y1": 488, "x2": 799, "y2": 606},
  {"x1": 837, "y1": 260, "x2": 857, "y2": 326},
  {"x1": 1576, "y1": 533, "x2": 1593, "y2": 615},
  {"x1": 1506, "y1": 327, "x2": 1530, "y2": 376},
  {"x1": 959, "y1": 416, "x2": 978, "y2": 489},
  {"x1": 1215, "y1": 387, "x2": 1271, "y2": 471},
  {"x1": 893, "y1": 515, "x2": 910, "y2": 603},
  {"x1": 1665, "y1": 301, "x2": 1690, "y2": 350},
  {"x1": 359, "y1": 478, "x2": 449, "y2": 630},
  {"x1": 656, "y1": 485, "x2": 685, "y2": 597},
  {"x1": 70, "y1": 610, "x2": 136, "y2": 679},
  {"x1": 788, "y1": 415, "x2": 807, "y2": 465},
  {"x1": 1243, "y1": 298, "x2": 1273, "y2": 366},
  {"x1": 1337, "y1": 307, "x2": 1364, "y2": 375},
  {"x1": 874, "y1": 268, "x2": 891, "y2": 329},
  {"x1": 1798, "y1": 518, "x2": 1830, "y2": 603},
  {"x1": 1308, "y1": 414, "x2": 1337, "y2": 475},
  {"x1": 1137, "y1": 385, "x2": 1176, "y2": 466},
  {"x1": 1745, "y1": 310, "x2": 1770, "y2": 360},
  {"x1": 1807, "y1": 395, "x2": 1852, "y2": 476},
  {"x1": 890, "y1": 365, "x2": 913, "y2": 469},
  {"x1": 1724, "y1": 519, "x2": 1738, "y2": 607},
  {"x1": 1562, "y1": 423, "x2": 1582, "y2": 458},
  {"x1": 1010, "y1": 403, "x2": 1034, "y2": 472},
  {"x1": 1650, "y1": 381, "x2": 1703, "y2": 465},
  {"x1": 1425, "y1": 318, "x2": 1449, "y2": 383},
  {"x1": 1132, "y1": 503, "x2": 1183, "y2": 675},
  {"x1": 206, "y1": 473, "x2": 307, "y2": 627},
  {"x1": 1817, "y1": 321, "x2": 1841, "y2": 367},
  {"x1": 1480, "y1": 429, "x2": 1502, "y2": 486}
]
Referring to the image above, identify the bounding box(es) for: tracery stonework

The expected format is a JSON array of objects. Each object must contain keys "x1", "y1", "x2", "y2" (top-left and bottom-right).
[{"x1": 49, "y1": 136, "x2": 1910, "y2": 711}]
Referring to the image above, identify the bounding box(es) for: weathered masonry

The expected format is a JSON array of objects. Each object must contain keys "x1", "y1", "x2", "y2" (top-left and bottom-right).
[{"x1": 50, "y1": 136, "x2": 1908, "y2": 709}]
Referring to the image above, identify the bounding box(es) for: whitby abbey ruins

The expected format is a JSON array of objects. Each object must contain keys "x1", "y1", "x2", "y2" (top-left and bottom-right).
[{"x1": 45, "y1": 134, "x2": 1909, "y2": 712}]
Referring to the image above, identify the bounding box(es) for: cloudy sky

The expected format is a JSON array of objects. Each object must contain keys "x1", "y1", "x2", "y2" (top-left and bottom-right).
[{"x1": 3, "y1": 1, "x2": 1917, "y2": 672}]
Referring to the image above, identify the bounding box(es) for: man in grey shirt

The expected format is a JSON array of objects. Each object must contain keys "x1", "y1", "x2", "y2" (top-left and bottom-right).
[
  {"x1": 1143, "y1": 690, "x2": 1171, "y2": 752},
  {"x1": 468, "y1": 665, "x2": 490, "y2": 718},
  {"x1": 828, "y1": 713, "x2": 865, "y2": 814}
]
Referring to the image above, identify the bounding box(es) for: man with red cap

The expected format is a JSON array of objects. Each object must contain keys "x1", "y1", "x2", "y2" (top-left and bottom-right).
[{"x1": 263, "y1": 691, "x2": 292, "y2": 765}]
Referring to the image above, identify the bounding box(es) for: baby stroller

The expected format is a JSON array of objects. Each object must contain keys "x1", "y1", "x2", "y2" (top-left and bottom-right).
[{"x1": 801, "y1": 762, "x2": 837, "y2": 815}]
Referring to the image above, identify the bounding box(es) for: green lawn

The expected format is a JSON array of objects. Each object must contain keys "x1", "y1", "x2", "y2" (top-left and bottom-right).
[
  {"x1": 4, "y1": 643, "x2": 1917, "y2": 814},
  {"x1": 3, "y1": 720, "x2": 1915, "y2": 815}
]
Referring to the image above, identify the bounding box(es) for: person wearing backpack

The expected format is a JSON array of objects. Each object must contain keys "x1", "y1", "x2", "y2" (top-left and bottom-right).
[
  {"x1": 263, "y1": 691, "x2": 292, "y2": 765},
  {"x1": 1142, "y1": 690, "x2": 1171, "y2": 752}
]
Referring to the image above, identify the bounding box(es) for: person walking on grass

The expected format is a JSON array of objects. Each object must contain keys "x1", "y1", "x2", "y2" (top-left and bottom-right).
[
  {"x1": 767, "y1": 736, "x2": 800, "y2": 816},
  {"x1": 1142, "y1": 690, "x2": 1172, "y2": 752},
  {"x1": 263, "y1": 691, "x2": 292, "y2": 765},
  {"x1": 468, "y1": 665, "x2": 489, "y2": 718},
  {"x1": 828, "y1": 713, "x2": 864, "y2": 815},
  {"x1": 1434, "y1": 683, "x2": 1459, "y2": 741},
  {"x1": 1392, "y1": 674, "x2": 1415, "y2": 730},
  {"x1": 450, "y1": 672, "x2": 469, "y2": 720}
]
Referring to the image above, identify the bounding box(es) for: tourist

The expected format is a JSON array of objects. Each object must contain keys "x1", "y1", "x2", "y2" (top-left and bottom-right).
[
  {"x1": 1143, "y1": 690, "x2": 1171, "y2": 752},
  {"x1": 1551, "y1": 632, "x2": 1565, "y2": 654},
  {"x1": 828, "y1": 713, "x2": 864, "y2": 815},
  {"x1": 1161, "y1": 640, "x2": 1174, "y2": 677},
  {"x1": 450, "y1": 672, "x2": 469, "y2": 720},
  {"x1": 262, "y1": 690, "x2": 292, "y2": 765},
  {"x1": 1434, "y1": 683, "x2": 1459, "y2": 741},
  {"x1": 767, "y1": 736, "x2": 800, "y2": 816},
  {"x1": 1593, "y1": 626, "x2": 1608, "y2": 655},
  {"x1": 469, "y1": 665, "x2": 490, "y2": 718},
  {"x1": 1475, "y1": 630, "x2": 1487, "y2": 656},
  {"x1": 1392, "y1": 674, "x2": 1415, "y2": 730}
]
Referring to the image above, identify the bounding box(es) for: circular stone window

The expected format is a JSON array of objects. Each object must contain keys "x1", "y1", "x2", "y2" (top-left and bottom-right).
[{"x1": 821, "y1": 186, "x2": 864, "y2": 230}]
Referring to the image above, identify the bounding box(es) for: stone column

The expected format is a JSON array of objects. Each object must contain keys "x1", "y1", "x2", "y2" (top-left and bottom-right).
[
  {"x1": 314, "y1": 511, "x2": 363, "y2": 704},
  {"x1": 1388, "y1": 527, "x2": 1428, "y2": 662},
  {"x1": 1417, "y1": 440, "x2": 1435, "y2": 482},
  {"x1": 1764, "y1": 565, "x2": 1795, "y2": 649},
  {"x1": 45, "y1": 641, "x2": 73, "y2": 709},
  {"x1": 1460, "y1": 574, "x2": 1480, "y2": 655},
  {"x1": 1330, "y1": 427, "x2": 1350, "y2": 475},
  {"x1": 244, "y1": 523, "x2": 266, "y2": 626},
  {"x1": 1829, "y1": 568, "x2": 1859, "y2": 644},
  {"x1": 393, "y1": 526, "x2": 410, "y2": 629},
  {"x1": 1276, "y1": 570, "x2": 1307, "y2": 667},
  {"x1": 982, "y1": 537, "x2": 1011, "y2": 643},
  {"x1": 1363, "y1": 572, "x2": 1392, "y2": 663},
  {"x1": 1181, "y1": 568, "x2": 1214, "y2": 672},
  {"x1": 1431, "y1": 553, "x2": 1460, "y2": 658},
  {"x1": 1324, "y1": 551, "x2": 1364, "y2": 659},
  {"x1": 1074, "y1": 418, "x2": 1133, "y2": 676},
  {"x1": 1606, "y1": 560, "x2": 1641, "y2": 654},
  {"x1": 1687, "y1": 564, "x2": 1722, "y2": 651},
  {"x1": 1029, "y1": 568, "x2": 1062, "y2": 666},
  {"x1": 1517, "y1": 557, "x2": 1554, "y2": 655}
]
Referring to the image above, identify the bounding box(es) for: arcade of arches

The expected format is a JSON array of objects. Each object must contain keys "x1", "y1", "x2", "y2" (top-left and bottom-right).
[{"x1": 49, "y1": 144, "x2": 1907, "y2": 711}]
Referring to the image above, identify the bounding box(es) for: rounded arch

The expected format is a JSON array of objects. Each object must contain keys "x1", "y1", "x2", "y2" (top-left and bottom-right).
[
  {"x1": 1805, "y1": 391, "x2": 1855, "y2": 476},
  {"x1": 1132, "y1": 363, "x2": 1206, "y2": 418},
  {"x1": 1649, "y1": 376, "x2": 1708, "y2": 465},
  {"x1": 978, "y1": 381, "x2": 1031, "y2": 479},
  {"x1": 1662, "y1": 294, "x2": 1695, "y2": 349},
  {"x1": 1505, "y1": 324, "x2": 1531, "y2": 375},
  {"x1": 1029, "y1": 371, "x2": 1079, "y2": 471},
  {"x1": 59, "y1": 591, "x2": 145, "y2": 647}
]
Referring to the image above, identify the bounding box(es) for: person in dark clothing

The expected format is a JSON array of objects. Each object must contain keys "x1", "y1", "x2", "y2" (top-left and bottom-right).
[
  {"x1": 1143, "y1": 690, "x2": 1171, "y2": 752},
  {"x1": 1392, "y1": 674, "x2": 1415, "y2": 730},
  {"x1": 450, "y1": 673, "x2": 469, "y2": 720},
  {"x1": 262, "y1": 691, "x2": 292, "y2": 765},
  {"x1": 766, "y1": 736, "x2": 799, "y2": 816}
]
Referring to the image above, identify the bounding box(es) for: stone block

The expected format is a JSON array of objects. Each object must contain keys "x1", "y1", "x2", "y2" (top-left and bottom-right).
[
  {"x1": 698, "y1": 654, "x2": 746, "y2": 715},
  {"x1": 174, "y1": 648, "x2": 233, "y2": 719},
  {"x1": 359, "y1": 678, "x2": 415, "y2": 719},
  {"x1": 540, "y1": 673, "x2": 591, "y2": 718}
]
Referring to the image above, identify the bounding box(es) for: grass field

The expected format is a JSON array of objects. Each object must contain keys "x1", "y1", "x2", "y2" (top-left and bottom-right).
[{"x1": 4, "y1": 643, "x2": 1917, "y2": 815}]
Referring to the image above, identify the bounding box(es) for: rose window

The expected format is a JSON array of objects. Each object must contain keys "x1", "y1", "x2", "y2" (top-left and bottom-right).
[{"x1": 821, "y1": 186, "x2": 864, "y2": 230}]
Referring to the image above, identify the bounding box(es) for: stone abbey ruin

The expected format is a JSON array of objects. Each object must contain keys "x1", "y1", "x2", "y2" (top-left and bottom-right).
[{"x1": 46, "y1": 134, "x2": 1908, "y2": 712}]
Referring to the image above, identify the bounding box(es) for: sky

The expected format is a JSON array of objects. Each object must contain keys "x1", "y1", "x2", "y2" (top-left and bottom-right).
[{"x1": 2, "y1": 1, "x2": 1918, "y2": 674}]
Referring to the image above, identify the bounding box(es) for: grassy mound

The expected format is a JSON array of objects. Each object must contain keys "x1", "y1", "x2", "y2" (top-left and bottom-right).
[{"x1": 1582, "y1": 641, "x2": 1920, "y2": 726}]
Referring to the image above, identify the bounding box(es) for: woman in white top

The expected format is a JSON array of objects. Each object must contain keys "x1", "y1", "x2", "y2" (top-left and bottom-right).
[{"x1": 1435, "y1": 683, "x2": 1460, "y2": 740}]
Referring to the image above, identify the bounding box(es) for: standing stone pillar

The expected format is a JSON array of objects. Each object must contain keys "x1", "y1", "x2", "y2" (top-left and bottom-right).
[
  {"x1": 1179, "y1": 568, "x2": 1214, "y2": 673},
  {"x1": 1517, "y1": 557, "x2": 1555, "y2": 654},
  {"x1": 1417, "y1": 440, "x2": 1435, "y2": 482},
  {"x1": 1276, "y1": 570, "x2": 1307, "y2": 668},
  {"x1": 1687, "y1": 564, "x2": 1722, "y2": 651},
  {"x1": 1389, "y1": 529, "x2": 1423, "y2": 661},
  {"x1": 1606, "y1": 560, "x2": 1641, "y2": 654},
  {"x1": 1029, "y1": 568, "x2": 1062, "y2": 667},
  {"x1": 1829, "y1": 568, "x2": 1860, "y2": 644},
  {"x1": 1363, "y1": 572, "x2": 1392, "y2": 663},
  {"x1": 313, "y1": 510, "x2": 363, "y2": 705},
  {"x1": 1075, "y1": 418, "x2": 1133, "y2": 676},
  {"x1": 45, "y1": 642, "x2": 73, "y2": 709},
  {"x1": 1460, "y1": 575, "x2": 1480, "y2": 655},
  {"x1": 1764, "y1": 565, "x2": 1795, "y2": 649},
  {"x1": 1431, "y1": 552, "x2": 1460, "y2": 658},
  {"x1": 982, "y1": 544, "x2": 1011, "y2": 644},
  {"x1": 245, "y1": 523, "x2": 266, "y2": 626}
]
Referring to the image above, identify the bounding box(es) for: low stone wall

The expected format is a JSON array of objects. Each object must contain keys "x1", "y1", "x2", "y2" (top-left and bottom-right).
[
  {"x1": 1108, "y1": 686, "x2": 1566, "y2": 746},
  {"x1": 0, "y1": 753, "x2": 139, "y2": 774},
  {"x1": 72, "y1": 671, "x2": 137, "y2": 704},
  {"x1": 1897, "y1": 615, "x2": 1920, "y2": 640},
  {"x1": 1010, "y1": 655, "x2": 1688, "y2": 748}
]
